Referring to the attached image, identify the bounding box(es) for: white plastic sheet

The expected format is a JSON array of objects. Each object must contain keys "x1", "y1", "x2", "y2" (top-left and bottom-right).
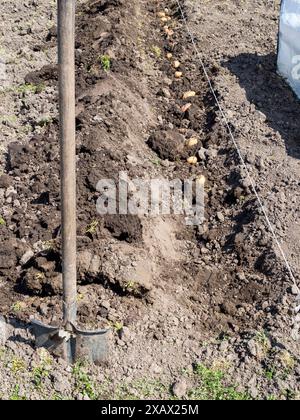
[{"x1": 278, "y1": 0, "x2": 300, "y2": 98}]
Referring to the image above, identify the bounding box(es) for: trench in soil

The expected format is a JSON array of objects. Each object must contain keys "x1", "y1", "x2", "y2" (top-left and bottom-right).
[{"x1": 0, "y1": 0, "x2": 289, "y2": 339}]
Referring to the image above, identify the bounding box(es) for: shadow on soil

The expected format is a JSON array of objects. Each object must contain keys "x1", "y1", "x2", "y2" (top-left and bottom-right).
[
  {"x1": 6, "y1": 318, "x2": 33, "y2": 346},
  {"x1": 223, "y1": 52, "x2": 300, "y2": 159}
]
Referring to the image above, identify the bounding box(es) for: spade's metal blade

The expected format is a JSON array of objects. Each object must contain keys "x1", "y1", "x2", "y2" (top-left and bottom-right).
[
  {"x1": 31, "y1": 320, "x2": 67, "y2": 359},
  {"x1": 73, "y1": 325, "x2": 110, "y2": 365},
  {"x1": 31, "y1": 320, "x2": 110, "y2": 364},
  {"x1": 31, "y1": 320, "x2": 62, "y2": 350}
]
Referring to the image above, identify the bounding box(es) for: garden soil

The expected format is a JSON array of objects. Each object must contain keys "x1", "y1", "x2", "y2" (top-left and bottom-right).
[{"x1": 0, "y1": 0, "x2": 299, "y2": 400}]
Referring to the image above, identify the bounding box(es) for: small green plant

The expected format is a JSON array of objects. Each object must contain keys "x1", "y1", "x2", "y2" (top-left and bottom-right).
[
  {"x1": 113, "y1": 321, "x2": 123, "y2": 332},
  {"x1": 11, "y1": 357, "x2": 26, "y2": 374},
  {"x1": 189, "y1": 364, "x2": 251, "y2": 400},
  {"x1": 38, "y1": 348, "x2": 53, "y2": 367},
  {"x1": 151, "y1": 45, "x2": 162, "y2": 58},
  {"x1": 37, "y1": 117, "x2": 52, "y2": 127},
  {"x1": 0, "y1": 217, "x2": 5, "y2": 226},
  {"x1": 279, "y1": 351, "x2": 295, "y2": 371},
  {"x1": 77, "y1": 292, "x2": 84, "y2": 302},
  {"x1": 255, "y1": 331, "x2": 270, "y2": 354},
  {"x1": 11, "y1": 301, "x2": 26, "y2": 313},
  {"x1": 151, "y1": 158, "x2": 161, "y2": 166},
  {"x1": 266, "y1": 395, "x2": 277, "y2": 401},
  {"x1": 32, "y1": 365, "x2": 50, "y2": 389},
  {"x1": 0, "y1": 115, "x2": 18, "y2": 124},
  {"x1": 50, "y1": 392, "x2": 70, "y2": 401},
  {"x1": 264, "y1": 367, "x2": 276, "y2": 381},
  {"x1": 50, "y1": 393, "x2": 63, "y2": 401},
  {"x1": 18, "y1": 124, "x2": 32, "y2": 135},
  {"x1": 114, "y1": 379, "x2": 167, "y2": 400},
  {"x1": 32, "y1": 349, "x2": 52, "y2": 389},
  {"x1": 73, "y1": 361, "x2": 96, "y2": 399},
  {"x1": 16, "y1": 83, "x2": 45, "y2": 94},
  {"x1": 10, "y1": 385, "x2": 26, "y2": 401},
  {"x1": 217, "y1": 332, "x2": 230, "y2": 343},
  {"x1": 100, "y1": 55, "x2": 111, "y2": 72},
  {"x1": 86, "y1": 220, "x2": 99, "y2": 235},
  {"x1": 285, "y1": 389, "x2": 297, "y2": 400},
  {"x1": 124, "y1": 281, "x2": 137, "y2": 293}
]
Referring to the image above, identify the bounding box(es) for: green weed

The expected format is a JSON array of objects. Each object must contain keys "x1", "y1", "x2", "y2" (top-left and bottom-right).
[
  {"x1": 255, "y1": 331, "x2": 271, "y2": 356},
  {"x1": 37, "y1": 117, "x2": 52, "y2": 127},
  {"x1": 100, "y1": 55, "x2": 111, "y2": 72},
  {"x1": 114, "y1": 379, "x2": 167, "y2": 400},
  {"x1": 124, "y1": 281, "x2": 137, "y2": 293},
  {"x1": 11, "y1": 357, "x2": 26, "y2": 374},
  {"x1": 32, "y1": 365, "x2": 50, "y2": 389},
  {"x1": 0, "y1": 115, "x2": 18, "y2": 124},
  {"x1": 10, "y1": 385, "x2": 26, "y2": 401},
  {"x1": 86, "y1": 220, "x2": 99, "y2": 235},
  {"x1": 73, "y1": 361, "x2": 97, "y2": 400},
  {"x1": 264, "y1": 367, "x2": 276, "y2": 381},
  {"x1": 151, "y1": 158, "x2": 161, "y2": 166},
  {"x1": 11, "y1": 301, "x2": 26, "y2": 313},
  {"x1": 113, "y1": 321, "x2": 123, "y2": 333},
  {"x1": 189, "y1": 364, "x2": 251, "y2": 400},
  {"x1": 31, "y1": 349, "x2": 52, "y2": 389},
  {"x1": 16, "y1": 83, "x2": 44, "y2": 95},
  {"x1": 151, "y1": 45, "x2": 162, "y2": 58}
]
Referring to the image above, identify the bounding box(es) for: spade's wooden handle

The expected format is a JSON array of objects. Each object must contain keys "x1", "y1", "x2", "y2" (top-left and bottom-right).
[{"x1": 58, "y1": 0, "x2": 77, "y2": 329}]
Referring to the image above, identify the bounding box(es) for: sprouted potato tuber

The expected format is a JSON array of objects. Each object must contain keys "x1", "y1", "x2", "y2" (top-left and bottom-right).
[
  {"x1": 187, "y1": 138, "x2": 198, "y2": 147},
  {"x1": 181, "y1": 103, "x2": 192, "y2": 112},
  {"x1": 165, "y1": 28, "x2": 174, "y2": 36},
  {"x1": 187, "y1": 156, "x2": 198, "y2": 165},
  {"x1": 183, "y1": 91, "x2": 196, "y2": 99}
]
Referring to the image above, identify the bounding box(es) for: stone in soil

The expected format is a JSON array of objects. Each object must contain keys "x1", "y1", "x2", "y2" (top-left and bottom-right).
[
  {"x1": 0, "y1": 316, "x2": 8, "y2": 346},
  {"x1": 172, "y1": 379, "x2": 188, "y2": 398},
  {"x1": 0, "y1": 175, "x2": 12, "y2": 189}
]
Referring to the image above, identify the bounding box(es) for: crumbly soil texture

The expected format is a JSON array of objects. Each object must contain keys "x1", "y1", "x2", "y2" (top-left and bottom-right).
[{"x1": 0, "y1": 0, "x2": 300, "y2": 400}]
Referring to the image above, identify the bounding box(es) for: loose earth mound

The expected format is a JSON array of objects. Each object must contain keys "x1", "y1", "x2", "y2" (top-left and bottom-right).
[{"x1": 0, "y1": 0, "x2": 299, "y2": 400}]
